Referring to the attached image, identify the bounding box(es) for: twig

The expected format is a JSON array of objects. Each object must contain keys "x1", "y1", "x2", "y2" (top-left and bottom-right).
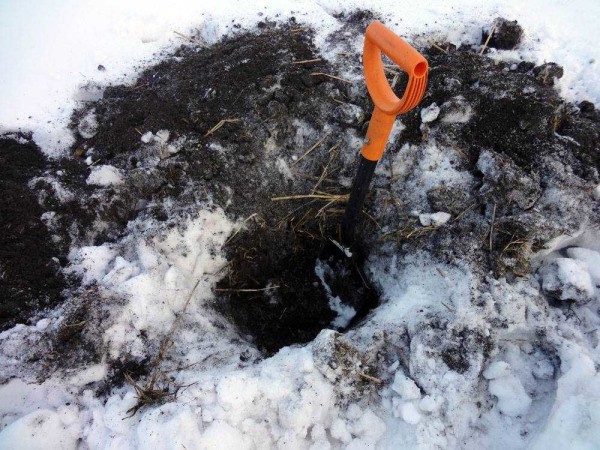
[
  {"x1": 174, "y1": 31, "x2": 208, "y2": 48},
  {"x1": 441, "y1": 302, "x2": 455, "y2": 313},
  {"x1": 271, "y1": 193, "x2": 348, "y2": 202},
  {"x1": 479, "y1": 22, "x2": 497, "y2": 55},
  {"x1": 452, "y1": 203, "x2": 477, "y2": 223},
  {"x1": 310, "y1": 72, "x2": 352, "y2": 84},
  {"x1": 292, "y1": 58, "x2": 321, "y2": 64},
  {"x1": 358, "y1": 372, "x2": 383, "y2": 384},
  {"x1": 430, "y1": 42, "x2": 449, "y2": 54},
  {"x1": 224, "y1": 213, "x2": 259, "y2": 245},
  {"x1": 125, "y1": 275, "x2": 205, "y2": 418},
  {"x1": 215, "y1": 286, "x2": 280, "y2": 293},
  {"x1": 312, "y1": 144, "x2": 340, "y2": 193},
  {"x1": 293, "y1": 133, "x2": 330, "y2": 165},
  {"x1": 204, "y1": 118, "x2": 241, "y2": 138},
  {"x1": 362, "y1": 209, "x2": 381, "y2": 229}
]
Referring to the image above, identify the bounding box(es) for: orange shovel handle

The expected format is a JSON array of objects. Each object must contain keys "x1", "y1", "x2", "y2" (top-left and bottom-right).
[{"x1": 361, "y1": 22, "x2": 428, "y2": 161}]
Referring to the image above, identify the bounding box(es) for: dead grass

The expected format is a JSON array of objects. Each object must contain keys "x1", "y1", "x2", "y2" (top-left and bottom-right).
[
  {"x1": 203, "y1": 118, "x2": 241, "y2": 137},
  {"x1": 123, "y1": 273, "x2": 211, "y2": 417}
]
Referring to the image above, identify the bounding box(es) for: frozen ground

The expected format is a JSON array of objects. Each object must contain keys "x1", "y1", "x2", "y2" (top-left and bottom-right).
[{"x1": 1, "y1": 1, "x2": 600, "y2": 449}]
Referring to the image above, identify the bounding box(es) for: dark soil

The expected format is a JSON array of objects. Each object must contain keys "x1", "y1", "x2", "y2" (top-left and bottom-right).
[{"x1": 0, "y1": 137, "x2": 67, "y2": 329}]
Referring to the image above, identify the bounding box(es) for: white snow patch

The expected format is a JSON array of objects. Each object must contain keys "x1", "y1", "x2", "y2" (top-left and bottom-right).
[
  {"x1": 419, "y1": 211, "x2": 451, "y2": 227},
  {"x1": 315, "y1": 259, "x2": 357, "y2": 329},
  {"x1": 86, "y1": 165, "x2": 124, "y2": 186},
  {"x1": 539, "y1": 257, "x2": 595, "y2": 303},
  {"x1": 420, "y1": 103, "x2": 440, "y2": 123}
]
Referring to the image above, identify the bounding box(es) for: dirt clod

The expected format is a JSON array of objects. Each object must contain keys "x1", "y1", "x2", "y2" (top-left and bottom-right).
[{"x1": 482, "y1": 17, "x2": 524, "y2": 50}]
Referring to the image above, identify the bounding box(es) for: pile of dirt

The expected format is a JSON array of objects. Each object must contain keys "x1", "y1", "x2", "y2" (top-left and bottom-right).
[
  {"x1": 1, "y1": 13, "x2": 598, "y2": 367},
  {"x1": 0, "y1": 137, "x2": 67, "y2": 329}
]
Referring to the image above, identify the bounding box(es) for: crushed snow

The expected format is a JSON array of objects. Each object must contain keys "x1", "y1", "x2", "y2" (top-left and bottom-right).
[{"x1": 86, "y1": 165, "x2": 124, "y2": 187}]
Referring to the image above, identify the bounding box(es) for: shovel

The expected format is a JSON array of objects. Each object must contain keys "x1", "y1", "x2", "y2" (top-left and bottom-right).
[
  {"x1": 341, "y1": 21, "x2": 429, "y2": 244},
  {"x1": 315, "y1": 22, "x2": 428, "y2": 327}
]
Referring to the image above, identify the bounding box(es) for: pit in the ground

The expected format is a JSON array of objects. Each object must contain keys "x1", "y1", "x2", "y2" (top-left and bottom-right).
[{"x1": 215, "y1": 222, "x2": 379, "y2": 354}]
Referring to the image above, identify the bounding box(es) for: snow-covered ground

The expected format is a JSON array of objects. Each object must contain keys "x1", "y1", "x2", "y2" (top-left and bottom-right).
[{"x1": 1, "y1": 0, "x2": 600, "y2": 449}]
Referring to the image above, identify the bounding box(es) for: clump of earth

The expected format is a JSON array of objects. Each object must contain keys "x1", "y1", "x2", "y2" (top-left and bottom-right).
[{"x1": 0, "y1": 11, "x2": 598, "y2": 390}]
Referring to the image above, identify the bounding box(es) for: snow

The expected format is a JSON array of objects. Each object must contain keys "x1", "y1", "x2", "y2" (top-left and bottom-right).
[
  {"x1": 86, "y1": 165, "x2": 125, "y2": 187},
  {"x1": 539, "y1": 258, "x2": 596, "y2": 303},
  {"x1": 2, "y1": 0, "x2": 600, "y2": 448},
  {"x1": 485, "y1": 362, "x2": 532, "y2": 417},
  {"x1": 315, "y1": 260, "x2": 358, "y2": 328},
  {"x1": 419, "y1": 212, "x2": 451, "y2": 227},
  {"x1": 420, "y1": 103, "x2": 440, "y2": 123}
]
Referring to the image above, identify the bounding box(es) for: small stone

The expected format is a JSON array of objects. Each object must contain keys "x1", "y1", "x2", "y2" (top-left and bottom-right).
[{"x1": 97, "y1": 64, "x2": 106, "y2": 71}]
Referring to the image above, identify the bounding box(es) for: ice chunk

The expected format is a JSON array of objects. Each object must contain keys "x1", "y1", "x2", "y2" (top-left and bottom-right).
[
  {"x1": 419, "y1": 212, "x2": 451, "y2": 227},
  {"x1": 391, "y1": 372, "x2": 421, "y2": 400},
  {"x1": 0, "y1": 409, "x2": 79, "y2": 450},
  {"x1": 420, "y1": 103, "x2": 440, "y2": 123},
  {"x1": 155, "y1": 129, "x2": 170, "y2": 143},
  {"x1": 77, "y1": 109, "x2": 98, "y2": 138},
  {"x1": 539, "y1": 258, "x2": 595, "y2": 303},
  {"x1": 483, "y1": 361, "x2": 511, "y2": 380},
  {"x1": 86, "y1": 165, "x2": 124, "y2": 187},
  {"x1": 488, "y1": 375, "x2": 532, "y2": 417},
  {"x1": 566, "y1": 247, "x2": 600, "y2": 284},
  {"x1": 532, "y1": 360, "x2": 555, "y2": 380},
  {"x1": 399, "y1": 402, "x2": 422, "y2": 424},
  {"x1": 141, "y1": 131, "x2": 154, "y2": 143}
]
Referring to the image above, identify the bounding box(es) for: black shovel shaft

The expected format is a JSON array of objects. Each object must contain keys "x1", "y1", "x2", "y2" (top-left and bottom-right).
[{"x1": 341, "y1": 155, "x2": 378, "y2": 244}]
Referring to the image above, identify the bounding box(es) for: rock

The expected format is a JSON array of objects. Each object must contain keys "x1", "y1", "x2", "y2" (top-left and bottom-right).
[
  {"x1": 579, "y1": 100, "x2": 595, "y2": 114},
  {"x1": 482, "y1": 18, "x2": 524, "y2": 50},
  {"x1": 533, "y1": 63, "x2": 564, "y2": 87},
  {"x1": 333, "y1": 103, "x2": 365, "y2": 127}
]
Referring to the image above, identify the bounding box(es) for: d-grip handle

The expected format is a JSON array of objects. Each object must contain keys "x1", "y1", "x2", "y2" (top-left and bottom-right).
[{"x1": 361, "y1": 22, "x2": 428, "y2": 161}]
